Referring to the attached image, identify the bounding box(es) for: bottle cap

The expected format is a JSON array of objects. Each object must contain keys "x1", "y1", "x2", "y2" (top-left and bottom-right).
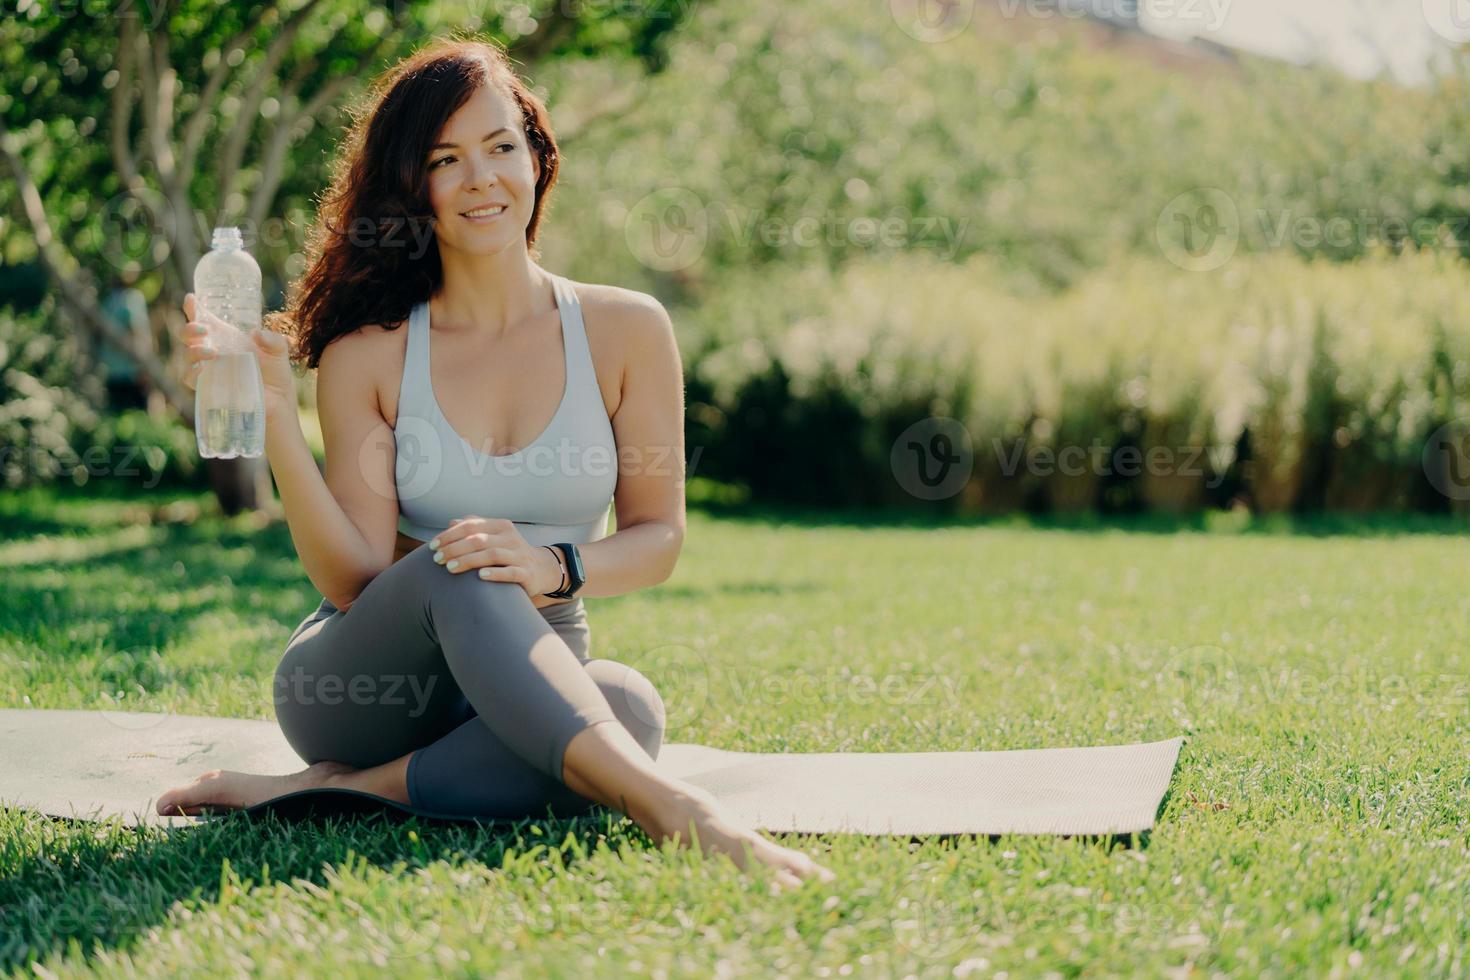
[{"x1": 212, "y1": 227, "x2": 244, "y2": 249}]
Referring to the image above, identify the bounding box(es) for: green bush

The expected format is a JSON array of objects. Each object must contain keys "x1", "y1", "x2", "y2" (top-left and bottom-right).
[
  {"x1": 0, "y1": 297, "x2": 102, "y2": 490},
  {"x1": 70, "y1": 408, "x2": 203, "y2": 491},
  {"x1": 681, "y1": 257, "x2": 984, "y2": 509},
  {"x1": 674, "y1": 250, "x2": 1470, "y2": 515}
]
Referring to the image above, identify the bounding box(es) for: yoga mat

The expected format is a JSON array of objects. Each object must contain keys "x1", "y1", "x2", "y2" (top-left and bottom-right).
[{"x1": 0, "y1": 709, "x2": 1183, "y2": 836}]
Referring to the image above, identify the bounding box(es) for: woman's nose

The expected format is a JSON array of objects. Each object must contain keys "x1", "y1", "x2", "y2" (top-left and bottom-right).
[{"x1": 464, "y1": 152, "x2": 496, "y2": 190}]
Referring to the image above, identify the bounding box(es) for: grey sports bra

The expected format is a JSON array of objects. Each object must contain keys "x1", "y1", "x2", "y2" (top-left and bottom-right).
[{"x1": 393, "y1": 274, "x2": 618, "y2": 549}]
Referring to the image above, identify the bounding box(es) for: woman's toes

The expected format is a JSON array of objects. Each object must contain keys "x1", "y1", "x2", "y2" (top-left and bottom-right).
[
  {"x1": 156, "y1": 772, "x2": 208, "y2": 814},
  {"x1": 794, "y1": 851, "x2": 836, "y2": 881},
  {"x1": 767, "y1": 842, "x2": 835, "y2": 884},
  {"x1": 770, "y1": 869, "x2": 804, "y2": 893}
]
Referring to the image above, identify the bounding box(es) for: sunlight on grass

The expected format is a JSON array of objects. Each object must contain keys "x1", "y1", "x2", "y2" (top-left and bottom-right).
[
  {"x1": 0, "y1": 524, "x2": 165, "y2": 570},
  {"x1": 1, "y1": 487, "x2": 1467, "y2": 975}
]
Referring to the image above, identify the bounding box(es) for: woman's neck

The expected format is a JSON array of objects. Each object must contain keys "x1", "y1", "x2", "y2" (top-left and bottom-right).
[{"x1": 432, "y1": 244, "x2": 553, "y2": 340}]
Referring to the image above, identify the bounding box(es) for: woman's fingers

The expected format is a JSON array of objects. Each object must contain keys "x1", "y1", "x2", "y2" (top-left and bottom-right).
[
  {"x1": 431, "y1": 531, "x2": 492, "y2": 563},
  {"x1": 433, "y1": 542, "x2": 513, "y2": 571},
  {"x1": 475, "y1": 564, "x2": 533, "y2": 588},
  {"x1": 180, "y1": 295, "x2": 228, "y2": 327},
  {"x1": 184, "y1": 336, "x2": 216, "y2": 361},
  {"x1": 179, "y1": 337, "x2": 217, "y2": 391}
]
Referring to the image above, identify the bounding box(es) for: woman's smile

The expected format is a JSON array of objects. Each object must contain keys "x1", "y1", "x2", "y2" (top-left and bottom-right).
[{"x1": 461, "y1": 204, "x2": 508, "y2": 224}]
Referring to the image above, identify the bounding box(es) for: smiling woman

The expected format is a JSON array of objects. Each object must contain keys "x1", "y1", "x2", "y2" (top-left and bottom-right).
[
  {"x1": 162, "y1": 36, "x2": 835, "y2": 889},
  {"x1": 273, "y1": 42, "x2": 563, "y2": 370}
]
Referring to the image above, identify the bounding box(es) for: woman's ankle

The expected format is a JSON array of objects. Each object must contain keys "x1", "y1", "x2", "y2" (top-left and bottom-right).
[
  {"x1": 642, "y1": 785, "x2": 724, "y2": 845},
  {"x1": 306, "y1": 760, "x2": 357, "y2": 790}
]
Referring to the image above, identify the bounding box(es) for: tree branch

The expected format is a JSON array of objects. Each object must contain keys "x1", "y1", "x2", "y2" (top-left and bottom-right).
[
  {"x1": 135, "y1": 23, "x2": 159, "y2": 161},
  {"x1": 245, "y1": 73, "x2": 355, "y2": 233},
  {"x1": 109, "y1": 15, "x2": 142, "y2": 192},
  {"x1": 216, "y1": 0, "x2": 326, "y2": 214},
  {"x1": 0, "y1": 122, "x2": 195, "y2": 423},
  {"x1": 240, "y1": 19, "x2": 409, "y2": 231},
  {"x1": 179, "y1": 5, "x2": 275, "y2": 175},
  {"x1": 148, "y1": 31, "x2": 177, "y2": 179},
  {"x1": 139, "y1": 28, "x2": 203, "y2": 293}
]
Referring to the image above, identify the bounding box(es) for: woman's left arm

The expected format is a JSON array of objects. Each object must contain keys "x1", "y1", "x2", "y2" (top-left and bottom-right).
[
  {"x1": 428, "y1": 295, "x2": 688, "y2": 599},
  {"x1": 574, "y1": 293, "x2": 687, "y2": 597}
]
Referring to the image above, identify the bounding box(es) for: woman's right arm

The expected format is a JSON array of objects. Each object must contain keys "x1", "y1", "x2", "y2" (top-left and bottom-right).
[
  {"x1": 177, "y1": 307, "x2": 398, "y2": 611},
  {"x1": 266, "y1": 331, "x2": 400, "y2": 611}
]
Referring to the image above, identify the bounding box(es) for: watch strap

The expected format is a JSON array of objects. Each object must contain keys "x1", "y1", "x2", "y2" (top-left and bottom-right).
[
  {"x1": 542, "y1": 545, "x2": 567, "y2": 595},
  {"x1": 545, "y1": 542, "x2": 585, "y2": 598}
]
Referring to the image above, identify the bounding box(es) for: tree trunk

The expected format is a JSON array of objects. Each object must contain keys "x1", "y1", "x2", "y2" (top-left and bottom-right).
[{"x1": 205, "y1": 455, "x2": 274, "y2": 516}]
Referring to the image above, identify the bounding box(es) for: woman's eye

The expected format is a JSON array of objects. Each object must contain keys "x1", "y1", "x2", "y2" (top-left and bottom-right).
[
  {"x1": 495, "y1": 143, "x2": 515, "y2": 153},
  {"x1": 430, "y1": 156, "x2": 454, "y2": 169}
]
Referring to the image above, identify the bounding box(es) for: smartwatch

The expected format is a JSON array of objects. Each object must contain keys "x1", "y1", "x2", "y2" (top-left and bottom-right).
[{"x1": 545, "y1": 542, "x2": 585, "y2": 599}]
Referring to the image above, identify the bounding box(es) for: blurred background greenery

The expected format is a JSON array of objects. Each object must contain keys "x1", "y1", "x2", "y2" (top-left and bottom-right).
[{"x1": 4, "y1": 0, "x2": 1470, "y2": 517}]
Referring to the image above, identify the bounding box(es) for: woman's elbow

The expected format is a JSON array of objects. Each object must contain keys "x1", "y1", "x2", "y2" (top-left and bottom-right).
[
  {"x1": 326, "y1": 560, "x2": 389, "y2": 613},
  {"x1": 659, "y1": 529, "x2": 685, "y2": 582}
]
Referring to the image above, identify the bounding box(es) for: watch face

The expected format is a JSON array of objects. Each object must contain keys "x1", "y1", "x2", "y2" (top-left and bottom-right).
[
  {"x1": 563, "y1": 544, "x2": 585, "y2": 591},
  {"x1": 552, "y1": 543, "x2": 584, "y2": 597}
]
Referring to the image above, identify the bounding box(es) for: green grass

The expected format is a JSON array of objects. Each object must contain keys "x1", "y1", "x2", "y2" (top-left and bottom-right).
[{"x1": 1, "y1": 484, "x2": 1468, "y2": 977}]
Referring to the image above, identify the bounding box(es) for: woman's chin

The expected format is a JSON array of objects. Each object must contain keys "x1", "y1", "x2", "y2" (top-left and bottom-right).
[{"x1": 439, "y1": 232, "x2": 520, "y2": 257}]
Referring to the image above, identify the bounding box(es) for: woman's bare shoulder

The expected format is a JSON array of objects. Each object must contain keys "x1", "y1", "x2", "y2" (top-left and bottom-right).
[
  {"x1": 567, "y1": 281, "x2": 676, "y2": 362},
  {"x1": 570, "y1": 280, "x2": 669, "y2": 324},
  {"x1": 315, "y1": 320, "x2": 411, "y2": 420}
]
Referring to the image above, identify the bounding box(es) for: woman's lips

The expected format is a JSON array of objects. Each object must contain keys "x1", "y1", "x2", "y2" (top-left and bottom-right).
[{"x1": 461, "y1": 204, "x2": 507, "y2": 224}]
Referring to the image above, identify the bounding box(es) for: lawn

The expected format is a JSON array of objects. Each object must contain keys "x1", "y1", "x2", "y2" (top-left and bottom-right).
[{"x1": 1, "y1": 485, "x2": 1467, "y2": 977}]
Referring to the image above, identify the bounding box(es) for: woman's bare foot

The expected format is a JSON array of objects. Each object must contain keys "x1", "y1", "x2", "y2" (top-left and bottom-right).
[
  {"x1": 650, "y1": 786, "x2": 837, "y2": 891},
  {"x1": 155, "y1": 760, "x2": 357, "y2": 816}
]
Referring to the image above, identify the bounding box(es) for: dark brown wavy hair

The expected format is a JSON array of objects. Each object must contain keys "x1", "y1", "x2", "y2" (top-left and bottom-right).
[{"x1": 271, "y1": 37, "x2": 561, "y2": 370}]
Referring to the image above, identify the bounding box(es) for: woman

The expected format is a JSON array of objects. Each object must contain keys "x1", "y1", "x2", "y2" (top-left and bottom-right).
[{"x1": 158, "y1": 38, "x2": 834, "y2": 889}]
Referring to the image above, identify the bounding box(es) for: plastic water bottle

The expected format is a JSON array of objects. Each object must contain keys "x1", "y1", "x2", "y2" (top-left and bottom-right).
[{"x1": 193, "y1": 227, "x2": 266, "y2": 459}]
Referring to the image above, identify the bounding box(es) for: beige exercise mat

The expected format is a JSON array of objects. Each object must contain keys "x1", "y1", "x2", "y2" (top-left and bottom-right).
[{"x1": 0, "y1": 709, "x2": 1183, "y2": 835}]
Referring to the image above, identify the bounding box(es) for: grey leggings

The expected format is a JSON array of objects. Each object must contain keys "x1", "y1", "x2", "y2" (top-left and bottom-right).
[{"x1": 273, "y1": 541, "x2": 666, "y2": 819}]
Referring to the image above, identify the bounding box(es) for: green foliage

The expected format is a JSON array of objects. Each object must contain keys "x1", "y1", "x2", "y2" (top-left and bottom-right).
[
  {"x1": 547, "y1": 0, "x2": 1458, "y2": 296},
  {"x1": 0, "y1": 297, "x2": 103, "y2": 490},
  {"x1": 8, "y1": 0, "x2": 1470, "y2": 516},
  {"x1": 674, "y1": 249, "x2": 1470, "y2": 514},
  {"x1": 680, "y1": 257, "x2": 984, "y2": 509},
  {"x1": 76, "y1": 408, "x2": 205, "y2": 491},
  {"x1": 0, "y1": 300, "x2": 200, "y2": 493}
]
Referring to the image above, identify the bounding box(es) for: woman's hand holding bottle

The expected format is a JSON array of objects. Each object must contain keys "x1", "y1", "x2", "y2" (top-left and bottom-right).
[{"x1": 177, "y1": 293, "x2": 298, "y2": 424}]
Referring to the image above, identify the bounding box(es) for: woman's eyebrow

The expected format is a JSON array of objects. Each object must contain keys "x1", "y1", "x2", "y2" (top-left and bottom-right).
[{"x1": 431, "y1": 127, "x2": 512, "y2": 151}]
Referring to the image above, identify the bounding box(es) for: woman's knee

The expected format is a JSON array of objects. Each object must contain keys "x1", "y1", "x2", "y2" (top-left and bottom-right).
[
  {"x1": 584, "y1": 660, "x2": 666, "y2": 760},
  {"x1": 362, "y1": 540, "x2": 529, "y2": 618}
]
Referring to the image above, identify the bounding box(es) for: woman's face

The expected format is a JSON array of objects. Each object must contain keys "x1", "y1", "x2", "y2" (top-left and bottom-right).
[{"x1": 425, "y1": 82, "x2": 540, "y2": 257}]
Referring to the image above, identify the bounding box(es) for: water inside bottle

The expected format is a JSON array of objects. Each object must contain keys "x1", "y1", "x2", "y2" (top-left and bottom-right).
[
  {"x1": 196, "y1": 350, "x2": 266, "y2": 458},
  {"x1": 197, "y1": 407, "x2": 266, "y2": 459}
]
